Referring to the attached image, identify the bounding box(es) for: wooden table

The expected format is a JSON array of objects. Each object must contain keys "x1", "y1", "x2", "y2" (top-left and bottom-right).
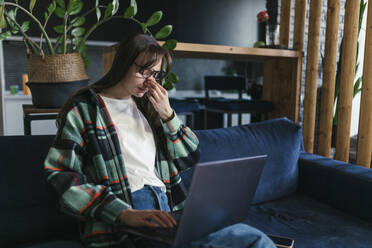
[{"x1": 22, "y1": 104, "x2": 60, "y2": 135}]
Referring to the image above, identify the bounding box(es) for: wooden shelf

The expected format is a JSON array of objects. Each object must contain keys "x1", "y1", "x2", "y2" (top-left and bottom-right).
[
  {"x1": 166, "y1": 42, "x2": 302, "y2": 60},
  {"x1": 103, "y1": 41, "x2": 302, "y2": 62}
]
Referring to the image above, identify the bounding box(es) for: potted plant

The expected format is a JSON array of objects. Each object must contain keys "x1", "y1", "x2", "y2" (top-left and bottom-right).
[{"x1": 0, "y1": 0, "x2": 179, "y2": 107}]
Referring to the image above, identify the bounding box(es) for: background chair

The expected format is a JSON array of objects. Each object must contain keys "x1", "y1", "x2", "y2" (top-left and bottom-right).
[
  {"x1": 203, "y1": 75, "x2": 273, "y2": 129},
  {"x1": 169, "y1": 98, "x2": 201, "y2": 129}
]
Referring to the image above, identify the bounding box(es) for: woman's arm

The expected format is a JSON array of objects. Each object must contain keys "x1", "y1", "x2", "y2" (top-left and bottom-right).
[
  {"x1": 44, "y1": 107, "x2": 131, "y2": 225},
  {"x1": 147, "y1": 80, "x2": 200, "y2": 170}
]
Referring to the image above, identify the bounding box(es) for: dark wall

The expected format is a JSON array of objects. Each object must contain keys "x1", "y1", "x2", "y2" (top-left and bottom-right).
[
  {"x1": 17, "y1": 0, "x2": 263, "y2": 46},
  {"x1": 4, "y1": 0, "x2": 265, "y2": 91}
]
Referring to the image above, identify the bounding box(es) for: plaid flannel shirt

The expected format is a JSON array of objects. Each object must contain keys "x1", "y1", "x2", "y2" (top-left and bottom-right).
[{"x1": 44, "y1": 88, "x2": 200, "y2": 247}]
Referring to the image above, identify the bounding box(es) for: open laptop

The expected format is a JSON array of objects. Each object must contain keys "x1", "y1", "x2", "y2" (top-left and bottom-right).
[{"x1": 119, "y1": 155, "x2": 267, "y2": 247}]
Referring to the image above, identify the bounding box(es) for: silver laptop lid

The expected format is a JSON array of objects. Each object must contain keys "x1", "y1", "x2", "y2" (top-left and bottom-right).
[{"x1": 173, "y1": 155, "x2": 267, "y2": 247}]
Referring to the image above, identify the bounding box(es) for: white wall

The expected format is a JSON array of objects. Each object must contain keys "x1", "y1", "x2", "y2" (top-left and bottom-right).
[{"x1": 350, "y1": 1, "x2": 368, "y2": 136}]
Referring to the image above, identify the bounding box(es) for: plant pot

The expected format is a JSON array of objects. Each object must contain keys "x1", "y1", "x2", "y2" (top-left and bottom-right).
[
  {"x1": 26, "y1": 53, "x2": 89, "y2": 108},
  {"x1": 27, "y1": 80, "x2": 89, "y2": 108}
]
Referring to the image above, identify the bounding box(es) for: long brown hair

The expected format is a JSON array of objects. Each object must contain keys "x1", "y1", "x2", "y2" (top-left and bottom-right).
[{"x1": 57, "y1": 33, "x2": 173, "y2": 160}]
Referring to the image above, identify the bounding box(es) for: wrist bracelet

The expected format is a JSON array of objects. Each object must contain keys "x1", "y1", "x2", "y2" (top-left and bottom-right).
[{"x1": 162, "y1": 110, "x2": 175, "y2": 123}]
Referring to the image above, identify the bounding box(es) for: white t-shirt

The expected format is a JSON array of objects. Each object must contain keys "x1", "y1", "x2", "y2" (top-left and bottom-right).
[{"x1": 100, "y1": 95, "x2": 166, "y2": 193}]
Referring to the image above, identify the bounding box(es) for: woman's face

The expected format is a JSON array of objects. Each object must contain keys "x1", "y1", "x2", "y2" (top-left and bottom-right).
[{"x1": 119, "y1": 52, "x2": 162, "y2": 98}]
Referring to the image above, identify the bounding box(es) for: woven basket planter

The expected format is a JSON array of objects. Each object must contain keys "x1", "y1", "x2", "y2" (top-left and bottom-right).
[{"x1": 26, "y1": 53, "x2": 89, "y2": 108}]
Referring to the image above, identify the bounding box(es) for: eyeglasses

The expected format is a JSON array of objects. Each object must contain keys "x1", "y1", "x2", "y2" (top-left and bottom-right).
[{"x1": 134, "y1": 62, "x2": 166, "y2": 82}]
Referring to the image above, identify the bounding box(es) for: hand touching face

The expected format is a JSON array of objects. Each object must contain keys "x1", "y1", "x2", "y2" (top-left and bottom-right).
[{"x1": 146, "y1": 79, "x2": 174, "y2": 121}]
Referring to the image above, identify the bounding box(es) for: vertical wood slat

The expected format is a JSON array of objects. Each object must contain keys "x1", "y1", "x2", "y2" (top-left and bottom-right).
[
  {"x1": 335, "y1": 0, "x2": 360, "y2": 162},
  {"x1": 356, "y1": 1, "x2": 372, "y2": 168},
  {"x1": 280, "y1": 0, "x2": 292, "y2": 48},
  {"x1": 293, "y1": 0, "x2": 307, "y2": 51},
  {"x1": 302, "y1": 0, "x2": 323, "y2": 153},
  {"x1": 317, "y1": 0, "x2": 341, "y2": 157}
]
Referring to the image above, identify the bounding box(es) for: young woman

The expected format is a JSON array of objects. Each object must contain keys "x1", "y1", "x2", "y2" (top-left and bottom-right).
[{"x1": 44, "y1": 34, "x2": 275, "y2": 248}]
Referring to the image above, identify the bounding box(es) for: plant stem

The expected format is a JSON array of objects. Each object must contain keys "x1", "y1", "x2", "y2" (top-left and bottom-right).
[
  {"x1": 2, "y1": 2, "x2": 54, "y2": 54},
  {"x1": 40, "y1": 12, "x2": 52, "y2": 50},
  {"x1": 53, "y1": 5, "x2": 106, "y2": 52},
  {"x1": 63, "y1": 14, "x2": 67, "y2": 54},
  {"x1": 80, "y1": 16, "x2": 152, "y2": 50},
  {"x1": 4, "y1": 12, "x2": 41, "y2": 55}
]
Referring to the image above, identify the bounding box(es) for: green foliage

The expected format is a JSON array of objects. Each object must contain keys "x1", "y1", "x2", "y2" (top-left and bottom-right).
[
  {"x1": 29, "y1": 0, "x2": 36, "y2": 13},
  {"x1": 146, "y1": 11, "x2": 162, "y2": 27},
  {"x1": 162, "y1": 39, "x2": 177, "y2": 50},
  {"x1": 155, "y1": 25, "x2": 172, "y2": 39},
  {"x1": 0, "y1": 0, "x2": 179, "y2": 89}
]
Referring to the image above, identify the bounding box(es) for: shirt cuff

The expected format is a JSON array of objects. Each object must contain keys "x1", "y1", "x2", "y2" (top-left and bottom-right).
[
  {"x1": 100, "y1": 197, "x2": 131, "y2": 225},
  {"x1": 161, "y1": 111, "x2": 183, "y2": 135}
]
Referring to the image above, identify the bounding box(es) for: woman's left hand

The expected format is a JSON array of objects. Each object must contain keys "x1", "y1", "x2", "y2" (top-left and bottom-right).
[{"x1": 146, "y1": 79, "x2": 174, "y2": 121}]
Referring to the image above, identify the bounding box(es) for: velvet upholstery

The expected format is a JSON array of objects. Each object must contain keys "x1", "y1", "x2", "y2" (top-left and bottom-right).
[
  {"x1": 2, "y1": 118, "x2": 372, "y2": 248},
  {"x1": 244, "y1": 193, "x2": 372, "y2": 248},
  {"x1": 298, "y1": 152, "x2": 372, "y2": 222},
  {"x1": 0, "y1": 135, "x2": 79, "y2": 247},
  {"x1": 194, "y1": 118, "x2": 303, "y2": 204}
]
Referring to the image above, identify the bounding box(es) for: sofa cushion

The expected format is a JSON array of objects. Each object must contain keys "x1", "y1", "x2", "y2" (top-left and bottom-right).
[
  {"x1": 244, "y1": 193, "x2": 372, "y2": 248},
  {"x1": 12, "y1": 239, "x2": 82, "y2": 248},
  {"x1": 0, "y1": 135, "x2": 79, "y2": 246},
  {"x1": 299, "y1": 152, "x2": 372, "y2": 223},
  {"x1": 194, "y1": 118, "x2": 302, "y2": 204}
]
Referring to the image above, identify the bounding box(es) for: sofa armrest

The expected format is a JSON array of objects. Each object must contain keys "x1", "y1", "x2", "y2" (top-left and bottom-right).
[{"x1": 298, "y1": 152, "x2": 372, "y2": 222}]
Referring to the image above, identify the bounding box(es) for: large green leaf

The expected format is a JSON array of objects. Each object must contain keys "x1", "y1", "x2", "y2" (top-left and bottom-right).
[
  {"x1": 45, "y1": 1, "x2": 56, "y2": 21},
  {"x1": 67, "y1": 0, "x2": 83, "y2": 15},
  {"x1": 95, "y1": 0, "x2": 101, "y2": 21},
  {"x1": 0, "y1": 31, "x2": 12, "y2": 40},
  {"x1": 71, "y1": 27, "x2": 85, "y2": 36},
  {"x1": 124, "y1": 6, "x2": 134, "y2": 17},
  {"x1": 56, "y1": 0, "x2": 65, "y2": 9},
  {"x1": 21, "y1": 21, "x2": 30, "y2": 32},
  {"x1": 112, "y1": 0, "x2": 119, "y2": 16},
  {"x1": 104, "y1": 3, "x2": 113, "y2": 18},
  {"x1": 71, "y1": 16, "x2": 85, "y2": 27},
  {"x1": 162, "y1": 39, "x2": 177, "y2": 50},
  {"x1": 130, "y1": 0, "x2": 137, "y2": 16},
  {"x1": 6, "y1": 9, "x2": 16, "y2": 29},
  {"x1": 155, "y1": 25, "x2": 172, "y2": 39},
  {"x1": 146, "y1": 11, "x2": 162, "y2": 27},
  {"x1": 55, "y1": 7, "x2": 65, "y2": 18},
  {"x1": 47, "y1": 1, "x2": 56, "y2": 15},
  {"x1": 53, "y1": 24, "x2": 64, "y2": 33},
  {"x1": 29, "y1": 0, "x2": 36, "y2": 13}
]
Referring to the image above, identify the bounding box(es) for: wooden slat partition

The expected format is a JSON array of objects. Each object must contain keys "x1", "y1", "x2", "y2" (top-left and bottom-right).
[
  {"x1": 335, "y1": 0, "x2": 360, "y2": 162},
  {"x1": 356, "y1": 1, "x2": 372, "y2": 168},
  {"x1": 293, "y1": 0, "x2": 307, "y2": 51},
  {"x1": 280, "y1": 0, "x2": 292, "y2": 48},
  {"x1": 317, "y1": 0, "x2": 341, "y2": 157},
  {"x1": 302, "y1": 0, "x2": 323, "y2": 153}
]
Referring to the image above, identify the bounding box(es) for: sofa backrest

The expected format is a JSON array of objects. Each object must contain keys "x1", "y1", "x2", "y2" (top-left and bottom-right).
[
  {"x1": 193, "y1": 118, "x2": 303, "y2": 204},
  {"x1": 0, "y1": 135, "x2": 78, "y2": 247}
]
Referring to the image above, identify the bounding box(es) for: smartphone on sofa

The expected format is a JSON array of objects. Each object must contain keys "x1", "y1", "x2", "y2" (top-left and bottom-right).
[{"x1": 267, "y1": 234, "x2": 294, "y2": 248}]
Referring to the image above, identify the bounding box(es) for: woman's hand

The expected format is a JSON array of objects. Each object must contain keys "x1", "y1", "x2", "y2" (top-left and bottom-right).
[
  {"x1": 117, "y1": 208, "x2": 177, "y2": 228},
  {"x1": 146, "y1": 79, "x2": 174, "y2": 121}
]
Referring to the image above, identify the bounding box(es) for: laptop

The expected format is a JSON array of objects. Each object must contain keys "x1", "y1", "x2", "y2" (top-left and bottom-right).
[{"x1": 119, "y1": 155, "x2": 267, "y2": 247}]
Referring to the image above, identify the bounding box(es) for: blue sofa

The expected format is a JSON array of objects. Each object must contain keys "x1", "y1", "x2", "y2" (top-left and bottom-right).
[{"x1": 1, "y1": 118, "x2": 372, "y2": 247}]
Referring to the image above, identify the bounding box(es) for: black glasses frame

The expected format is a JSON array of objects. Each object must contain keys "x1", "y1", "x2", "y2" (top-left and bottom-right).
[{"x1": 134, "y1": 62, "x2": 166, "y2": 83}]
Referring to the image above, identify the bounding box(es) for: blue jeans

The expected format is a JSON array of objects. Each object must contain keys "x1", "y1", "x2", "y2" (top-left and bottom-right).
[{"x1": 131, "y1": 185, "x2": 275, "y2": 248}]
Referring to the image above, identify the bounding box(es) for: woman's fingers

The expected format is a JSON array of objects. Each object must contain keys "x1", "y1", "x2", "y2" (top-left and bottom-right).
[{"x1": 149, "y1": 88, "x2": 161, "y2": 102}]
